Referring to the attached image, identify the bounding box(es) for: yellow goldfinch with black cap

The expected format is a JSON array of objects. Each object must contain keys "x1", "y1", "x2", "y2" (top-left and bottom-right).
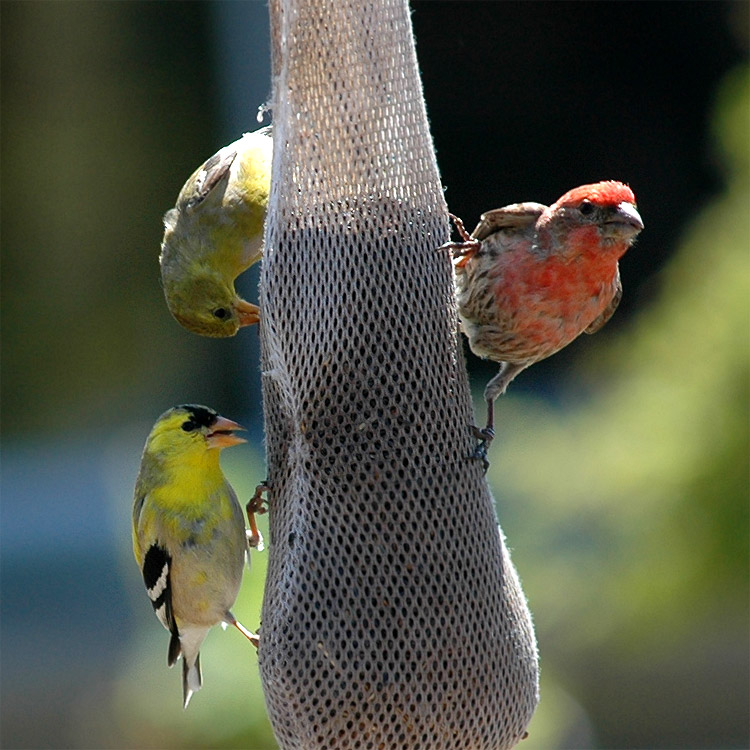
[
  {"x1": 160, "y1": 126, "x2": 272, "y2": 337},
  {"x1": 132, "y1": 405, "x2": 258, "y2": 708}
]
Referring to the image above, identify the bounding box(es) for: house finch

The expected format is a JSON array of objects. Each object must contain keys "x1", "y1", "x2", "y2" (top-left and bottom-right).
[
  {"x1": 160, "y1": 127, "x2": 272, "y2": 337},
  {"x1": 447, "y1": 181, "x2": 643, "y2": 464}
]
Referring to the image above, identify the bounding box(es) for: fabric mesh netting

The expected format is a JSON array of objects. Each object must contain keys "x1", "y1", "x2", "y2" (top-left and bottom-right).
[{"x1": 256, "y1": 1, "x2": 539, "y2": 747}]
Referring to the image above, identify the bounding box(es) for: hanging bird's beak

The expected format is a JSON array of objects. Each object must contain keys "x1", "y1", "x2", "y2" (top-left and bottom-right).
[
  {"x1": 234, "y1": 298, "x2": 260, "y2": 327},
  {"x1": 206, "y1": 416, "x2": 247, "y2": 449}
]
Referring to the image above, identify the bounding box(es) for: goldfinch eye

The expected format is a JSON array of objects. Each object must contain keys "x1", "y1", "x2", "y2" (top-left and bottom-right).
[
  {"x1": 213, "y1": 308, "x2": 229, "y2": 320},
  {"x1": 181, "y1": 420, "x2": 196, "y2": 432},
  {"x1": 579, "y1": 200, "x2": 595, "y2": 216}
]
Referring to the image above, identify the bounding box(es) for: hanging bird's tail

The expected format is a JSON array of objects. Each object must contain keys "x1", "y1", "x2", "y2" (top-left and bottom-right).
[
  {"x1": 182, "y1": 652, "x2": 202, "y2": 709},
  {"x1": 168, "y1": 625, "x2": 209, "y2": 709}
]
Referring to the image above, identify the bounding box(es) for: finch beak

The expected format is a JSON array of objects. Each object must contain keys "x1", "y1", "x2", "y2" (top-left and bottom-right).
[
  {"x1": 234, "y1": 298, "x2": 260, "y2": 327},
  {"x1": 602, "y1": 202, "x2": 644, "y2": 240},
  {"x1": 206, "y1": 416, "x2": 247, "y2": 449}
]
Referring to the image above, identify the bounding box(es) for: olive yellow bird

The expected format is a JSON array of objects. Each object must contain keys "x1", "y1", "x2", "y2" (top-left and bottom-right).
[
  {"x1": 160, "y1": 127, "x2": 272, "y2": 337},
  {"x1": 132, "y1": 405, "x2": 258, "y2": 708}
]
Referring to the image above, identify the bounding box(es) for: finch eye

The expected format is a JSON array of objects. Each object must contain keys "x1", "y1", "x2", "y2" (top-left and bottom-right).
[
  {"x1": 213, "y1": 308, "x2": 229, "y2": 320},
  {"x1": 579, "y1": 200, "x2": 595, "y2": 216},
  {"x1": 181, "y1": 420, "x2": 196, "y2": 432}
]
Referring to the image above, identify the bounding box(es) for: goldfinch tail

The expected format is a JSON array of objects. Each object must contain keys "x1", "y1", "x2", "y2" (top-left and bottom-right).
[
  {"x1": 182, "y1": 652, "x2": 202, "y2": 709},
  {"x1": 175, "y1": 625, "x2": 209, "y2": 708}
]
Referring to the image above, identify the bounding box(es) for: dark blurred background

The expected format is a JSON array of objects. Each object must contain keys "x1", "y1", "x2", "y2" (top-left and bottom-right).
[{"x1": 1, "y1": 2, "x2": 747, "y2": 748}]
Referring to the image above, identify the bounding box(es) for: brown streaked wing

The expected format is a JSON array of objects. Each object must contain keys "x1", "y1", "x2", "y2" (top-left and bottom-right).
[{"x1": 471, "y1": 202, "x2": 546, "y2": 241}]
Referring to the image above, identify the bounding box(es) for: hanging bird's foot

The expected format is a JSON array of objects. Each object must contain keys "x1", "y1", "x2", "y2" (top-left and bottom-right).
[
  {"x1": 470, "y1": 425, "x2": 495, "y2": 473},
  {"x1": 438, "y1": 213, "x2": 481, "y2": 266},
  {"x1": 468, "y1": 395, "x2": 496, "y2": 473},
  {"x1": 226, "y1": 614, "x2": 260, "y2": 649},
  {"x1": 246, "y1": 482, "x2": 270, "y2": 551}
]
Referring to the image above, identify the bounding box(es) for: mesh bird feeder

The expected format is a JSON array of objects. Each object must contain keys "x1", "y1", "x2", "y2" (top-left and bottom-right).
[{"x1": 257, "y1": 0, "x2": 539, "y2": 747}]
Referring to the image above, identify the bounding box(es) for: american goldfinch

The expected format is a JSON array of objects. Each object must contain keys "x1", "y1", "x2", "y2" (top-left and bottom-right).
[
  {"x1": 447, "y1": 181, "x2": 643, "y2": 462},
  {"x1": 160, "y1": 127, "x2": 273, "y2": 337},
  {"x1": 132, "y1": 404, "x2": 259, "y2": 708}
]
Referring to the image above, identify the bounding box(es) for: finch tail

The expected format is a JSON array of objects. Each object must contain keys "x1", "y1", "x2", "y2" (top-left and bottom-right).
[
  {"x1": 178, "y1": 626, "x2": 209, "y2": 708},
  {"x1": 182, "y1": 652, "x2": 202, "y2": 709}
]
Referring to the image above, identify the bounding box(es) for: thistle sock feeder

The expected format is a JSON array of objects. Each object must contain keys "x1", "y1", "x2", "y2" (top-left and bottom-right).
[{"x1": 256, "y1": 1, "x2": 539, "y2": 747}]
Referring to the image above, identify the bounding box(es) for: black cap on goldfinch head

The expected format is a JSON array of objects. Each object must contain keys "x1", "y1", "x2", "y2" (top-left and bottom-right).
[{"x1": 176, "y1": 404, "x2": 219, "y2": 430}]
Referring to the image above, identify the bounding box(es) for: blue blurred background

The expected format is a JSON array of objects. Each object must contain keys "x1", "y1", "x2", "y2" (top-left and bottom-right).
[{"x1": 2, "y1": 2, "x2": 748, "y2": 748}]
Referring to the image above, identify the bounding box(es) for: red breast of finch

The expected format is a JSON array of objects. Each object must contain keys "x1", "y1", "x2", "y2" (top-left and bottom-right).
[{"x1": 447, "y1": 180, "x2": 643, "y2": 464}]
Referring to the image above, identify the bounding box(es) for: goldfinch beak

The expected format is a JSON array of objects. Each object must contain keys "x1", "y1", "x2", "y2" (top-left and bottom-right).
[
  {"x1": 234, "y1": 298, "x2": 260, "y2": 327},
  {"x1": 206, "y1": 416, "x2": 247, "y2": 449}
]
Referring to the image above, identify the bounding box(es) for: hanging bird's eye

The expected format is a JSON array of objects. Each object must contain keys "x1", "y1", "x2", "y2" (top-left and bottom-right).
[
  {"x1": 579, "y1": 200, "x2": 595, "y2": 216},
  {"x1": 212, "y1": 307, "x2": 229, "y2": 320},
  {"x1": 181, "y1": 420, "x2": 196, "y2": 432}
]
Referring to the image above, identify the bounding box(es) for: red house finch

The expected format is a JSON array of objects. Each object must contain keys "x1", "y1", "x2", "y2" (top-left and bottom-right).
[{"x1": 447, "y1": 181, "x2": 643, "y2": 463}]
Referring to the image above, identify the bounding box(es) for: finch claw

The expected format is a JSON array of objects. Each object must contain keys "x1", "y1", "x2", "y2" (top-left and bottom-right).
[
  {"x1": 471, "y1": 443, "x2": 490, "y2": 474},
  {"x1": 232, "y1": 618, "x2": 260, "y2": 649},
  {"x1": 448, "y1": 213, "x2": 473, "y2": 243},
  {"x1": 471, "y1": 425, "x2": 495, "y2": 443},
  {"x1": 438, "y1": 213, "x2": 481, "y2": 264},
  {"x1": 469, "y1": 426, "x2": 495, "y2": 474},
  {"x1": 246, "y1": 482, "x2": 270, "y2": 550}
]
